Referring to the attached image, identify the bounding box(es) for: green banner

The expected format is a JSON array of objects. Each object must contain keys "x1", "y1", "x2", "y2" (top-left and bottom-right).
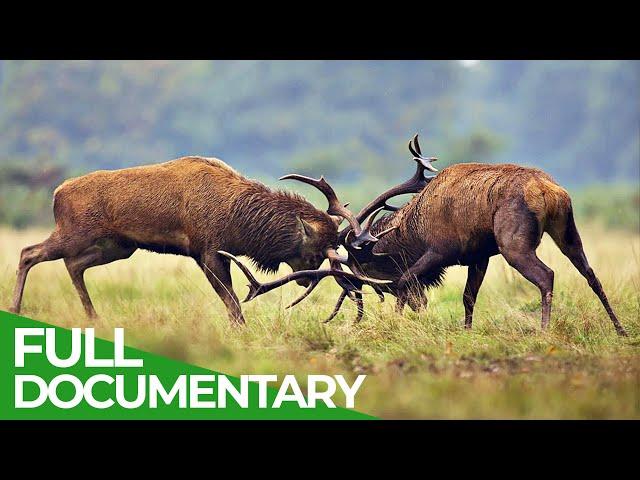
[{"x1": 0, "y1": 311, "x2": 374, "y2": 420}]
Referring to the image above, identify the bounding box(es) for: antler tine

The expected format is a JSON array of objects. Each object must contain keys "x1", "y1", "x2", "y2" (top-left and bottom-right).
[
  {"x1": 325, "y1": 250, "x2": 366, "y2": 301},
  {"x1": 376, "y1": 225, "x2": 398, "y2": 240},
  {"x1": 345, "y1": 207, "x2": 385, "y2": 250},
  {"x1": 409, "y1": 134, "x2": 438, "y2": 173},
  {"x1": 413, "y1": 156, "x2": 439, "y2": 173},
  {"x1": 383, "y1": 203, "x2": 400, "y2": 212},
  {"x1": 323, "y1": 282, "x2": 376, "y2": 324},
  {"x1": 285, "y1": 280, "x2": 320, "y2": 309},
  {"x1": 217, "y1": 250, "x2": 263, "y2": 301},
  {"x1": 412, "y1": 133, "x2": 422, "y2": 155},
  {"x1": 280, "y1": 174, "x2": 364, "y2": 237},
  {"x1": 362, "y1": 206, "x2": 384, "y2": 232},
  {"x1": 345, "y1": 206, "x2": 388, "y2": 249},
  {"x1": 326, "y1": 248, "x2": 349, "y2": 267},
  {"x1": 330, "y1": 259, "x2": 365, "y2": 296},
  {"x1": 408, "y1": 133, "x2": 421, "y2": 157},
  {"x1": 373, "y1": 284, "x2": 385, "y2": 302},
  {"x1": 344, "y1": 255, "x2": 386, "y2": 303},
  {"x1": 320, "y1": 254, "x2": 388, "y2": 323},
  {"x1": 349, "y1": 261, "x2": 386, "y2": 303},
  {"x1": 346, "y1": 207, "x2": 398, "y2": 250},
  {"x1": 289, "y1": 256, "x2": 366, "y2": 311},
  {"x1": 323, "y1": 290, "x2": 348, "y2": 323},
  {"x1": 345, "y1": 230, "x2": 394, "y2": 264},
  {"x1": 346, "y1": 206, "x2": 397, "y2": 256}
]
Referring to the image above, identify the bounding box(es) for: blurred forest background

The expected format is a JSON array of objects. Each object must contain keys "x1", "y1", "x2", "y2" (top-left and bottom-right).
[{"x1": 0, "y1": 60, "x2": 638, "y2": 230}]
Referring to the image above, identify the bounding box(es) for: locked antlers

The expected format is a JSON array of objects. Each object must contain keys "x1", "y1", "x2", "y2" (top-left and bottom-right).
[
  {"x1": 280, "y1": 174, "x2": 378, "y2": 248},
  {"x1": 231, "y1": 133, "x2": 439, "y2": 324},
  {"x1": 218, "y1": 250, "x2": 391, "y2": 323}
]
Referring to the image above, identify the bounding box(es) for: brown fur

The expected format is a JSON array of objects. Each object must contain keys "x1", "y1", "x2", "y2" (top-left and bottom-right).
[
  {"x1": 357, "y1": 163, "x2": 626, "y2": 335},
  {"x1": 11, "y1": 156, "x2": 337, "y2": 325}
]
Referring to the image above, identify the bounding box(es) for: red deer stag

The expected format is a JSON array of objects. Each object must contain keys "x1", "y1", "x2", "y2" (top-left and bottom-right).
[
  {"x1": 9, "y1": 156, "x2": 388, "y2": 325},
  {"x1": 232, "y1": 136, "x2": 627, "y2": 336}
]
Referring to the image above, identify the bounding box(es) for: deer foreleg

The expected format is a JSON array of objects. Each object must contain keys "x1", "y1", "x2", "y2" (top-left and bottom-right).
[{"x1": 395, "y1": 250, "x2": 445, "y2": 315}]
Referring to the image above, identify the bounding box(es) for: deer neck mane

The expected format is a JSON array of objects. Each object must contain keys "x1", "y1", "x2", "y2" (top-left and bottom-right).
[{"x1": 229, "y1": 186, "x2": 311, "y2": 273}]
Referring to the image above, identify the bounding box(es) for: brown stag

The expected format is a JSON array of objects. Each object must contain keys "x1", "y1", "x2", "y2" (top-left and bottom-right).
[
  {"x1": 9, "y1": 156, "x2": 389, "y2": 325},
  {"x1": 232, "y1": 135, "x2": 627, "y2": 336}
]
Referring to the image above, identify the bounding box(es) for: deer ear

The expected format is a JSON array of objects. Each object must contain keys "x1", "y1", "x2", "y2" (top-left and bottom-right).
[{"x1": 297, "y1": 216, "x2": 317, "y2": 240}]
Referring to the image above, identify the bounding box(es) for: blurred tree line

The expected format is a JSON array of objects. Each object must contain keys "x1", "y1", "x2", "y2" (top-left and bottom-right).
[{"x1": 0, "y1": 60, "x2": 637, "y2": 230}]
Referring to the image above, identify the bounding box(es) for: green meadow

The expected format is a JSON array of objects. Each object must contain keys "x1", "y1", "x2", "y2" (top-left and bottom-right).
[{"x1": 1, "y1": 223, "x2": 638, "y2": 419}]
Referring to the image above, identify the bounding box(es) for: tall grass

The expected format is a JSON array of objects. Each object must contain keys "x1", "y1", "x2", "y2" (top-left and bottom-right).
[{"x1": 0, "y1": 224, "x2": 638, "y2": 418}]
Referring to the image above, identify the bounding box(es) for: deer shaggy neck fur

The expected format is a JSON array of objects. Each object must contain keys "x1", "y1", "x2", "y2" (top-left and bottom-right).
[{"x1": 230, "y1": 185, "x2": 334, "y2": 273}]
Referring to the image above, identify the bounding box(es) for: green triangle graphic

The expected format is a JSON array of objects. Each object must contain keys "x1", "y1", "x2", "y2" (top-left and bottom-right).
[{"x1": 0, "y1": 311, "x2": 375, "y2": 420}]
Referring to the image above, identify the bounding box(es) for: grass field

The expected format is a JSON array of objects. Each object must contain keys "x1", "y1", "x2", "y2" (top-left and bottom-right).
[{"x1": 1, "y1": 224, "x2": 638, "y2": 419}]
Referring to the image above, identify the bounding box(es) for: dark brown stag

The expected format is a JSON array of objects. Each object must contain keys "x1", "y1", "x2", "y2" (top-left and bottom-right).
[
  {"x1": 9, "y1": 156, "x2": 388, "y2": 325},
  {"x1": 234, "y1": 135, "x2": 627, "y2": 336}
]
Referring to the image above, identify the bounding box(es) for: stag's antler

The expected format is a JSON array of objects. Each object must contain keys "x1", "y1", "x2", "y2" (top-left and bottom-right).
[
  {"x1": 274, "y1": 134, "x2": 439, "y2": 323},
  {"x1": 326, "y1": 134, "x2": 439, "y2": 321},
  {"x1": 345, "y1": 207, "x2": 397, "y2": 252},
  {"x1": 218, "y1": 250, "x2": 391, "y2": 322},
  {"x1": 322, "y1": 248, "x2": 388, "y2": 323},
  {"x1": 337, "y1": 134, "x2": 437, "y2": 245},
  {"x1": 333, "y1": 258, "x2": 386, "y2": 323},
  {"x1": 408, "y1": 133, "x2": 439, "y2": 173},
  {"x1": 309, "y1": 207, "x2": 395, "y2": 323},
  {"x1": 280, "y1": 174, "x2": 378, "y2": 248}
]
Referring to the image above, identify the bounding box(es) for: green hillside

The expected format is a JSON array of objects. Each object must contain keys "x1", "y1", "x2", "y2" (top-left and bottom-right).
[{"x1": 0, "y1": 60, "x2": 637, "y2": 228}]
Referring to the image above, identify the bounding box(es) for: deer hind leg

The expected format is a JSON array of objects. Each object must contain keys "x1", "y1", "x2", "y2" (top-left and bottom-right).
[
  {"x1": 495, "y1": 202, "x2": 554, "y2": 330},
  {"x1": 548, "y1": 211, "x2": 627, "y2": 336},
  {"x1": 501, "y1": 250, "x2": 554, "y2": 330},
  {"x1": 201, "y1": 250, "x2": 245, "y2": 326},
  {"x1": 463, "y1": 257, "x2": 489, "y2": 329},
  {"x1": 10, "y1": 232, "x2": 68, "y2": 314},
  {"x1": 64, "y1": 240, "x2": 136, "y2": 319}
]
